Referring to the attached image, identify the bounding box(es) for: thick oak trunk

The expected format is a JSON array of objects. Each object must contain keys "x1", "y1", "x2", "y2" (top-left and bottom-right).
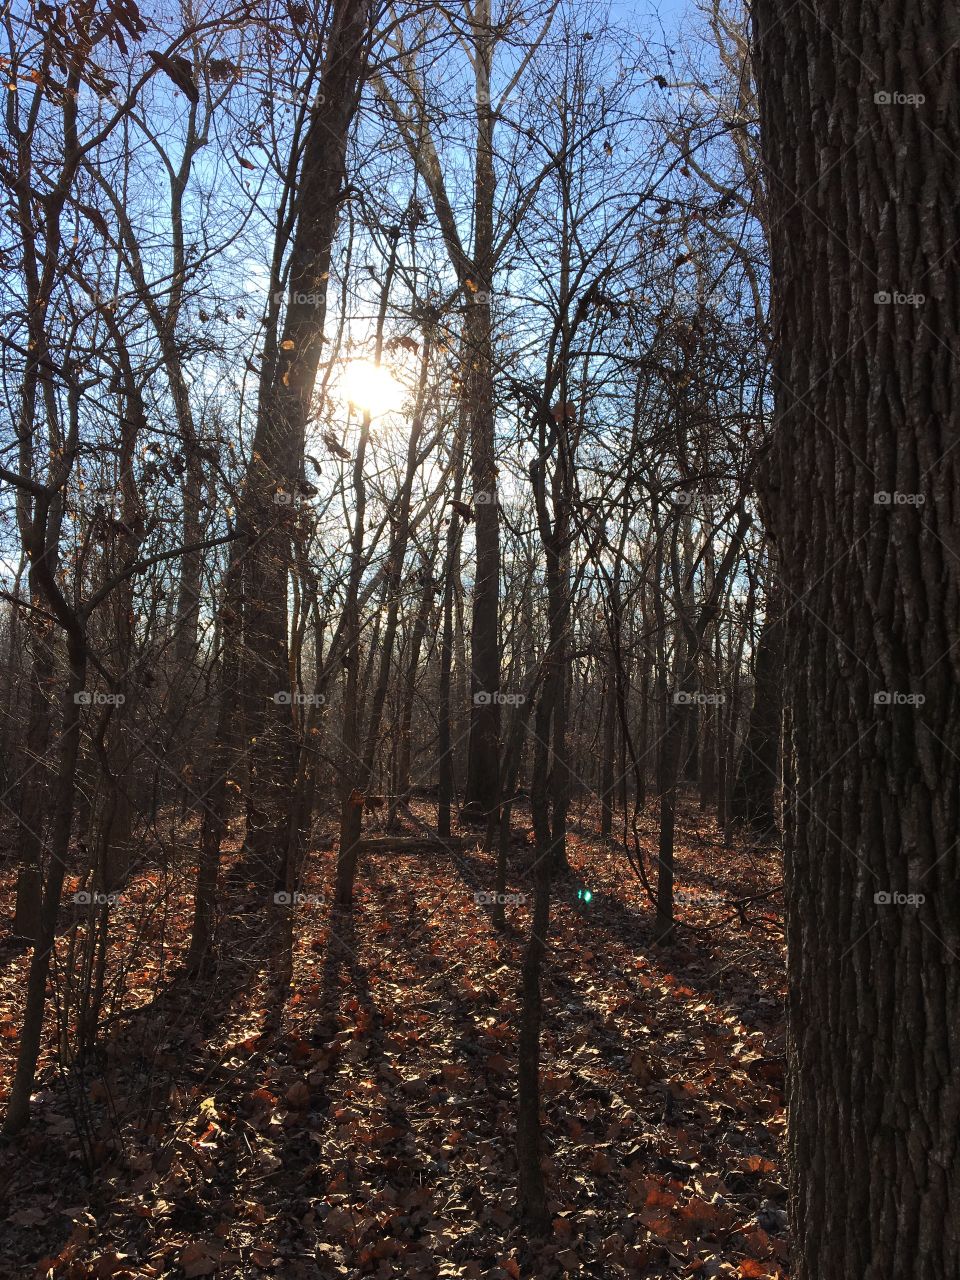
[{"x1": 753, "y1": 3, "x2": 960, "y2": 1274}]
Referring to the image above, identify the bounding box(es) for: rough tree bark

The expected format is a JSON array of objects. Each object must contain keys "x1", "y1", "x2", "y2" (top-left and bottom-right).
[
  {"x1": 753, "y1": 3, "x2": 960, "y2": 1275},
  {"x1": 237, "y1": 0, "x2": 374, "y2": 889},
  {"x1": 459, "y1": 1, "x2": 501, "y2": 821}
]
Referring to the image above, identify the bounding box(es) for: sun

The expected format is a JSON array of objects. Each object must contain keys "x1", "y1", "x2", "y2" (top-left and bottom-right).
[{"x1": 340, "y1": 358, "x2": 404, "y2": 418}]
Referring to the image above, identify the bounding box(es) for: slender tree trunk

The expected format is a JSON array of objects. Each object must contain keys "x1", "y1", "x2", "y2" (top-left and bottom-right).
[
  {"x1": 600, "y1": 663, "x2": 616, "y2": 837},
  {"x1": 463, "y1": 2, "x2": 501, "y2": 819},
  {"x1": 517, "y1": 409, "x2": 571, "y2": 1227},
  {"x1": 16, "y1": 467, "x2": 69, "y2": 870},
  {"x1": 549, "y1": 534, "x2": 572, "y2": 871},
  {"x1": 188, "y1": 540, "x2": 243, "y2": 973},
  {"x1": 655, "y1": 697, "x2": 681, "y2": 942},
  {"x1": 491, "y1": 678, "x2": 536, "y2": 929},
  {"x1": 753, "y1": 4, "x2": 960, "y2": 1274},
  {"x1": 731, "y1": 576, "x2": 783, "y2": 836},
  {"x1": 333, "y1": 406, "x2": 372, "y2": 908},
  {"x1": 699, "y1": 633, "x2": 719, "y2": 812},
  {"x1": 17, "y1": 622, "x2": 57, "y2": 867},
  {"x1": 437, "y1": 425, "x2": 465, "y2": 839},
  {"x1": 4, "y1": 637, "x2": 87, "y2": 1133},
  {"x1": 462, "y1": 289, "x2": 501, "y2": 820},
  {"x1": 517, "y1": 623, "x2": 557, "y2": 1232},
  {"x1": 389, "y1": 572, "x2": 435, "y2": 829}
]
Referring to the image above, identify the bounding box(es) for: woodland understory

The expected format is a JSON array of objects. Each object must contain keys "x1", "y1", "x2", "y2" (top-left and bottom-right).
[{"x1": 2, "y1": 0, "x2": 957, "y2": 1276}]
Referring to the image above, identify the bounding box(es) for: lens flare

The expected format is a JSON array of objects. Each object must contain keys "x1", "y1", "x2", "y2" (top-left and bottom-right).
[{"x1": 340, "y1": 358, "x2": 404, "y2": 417}]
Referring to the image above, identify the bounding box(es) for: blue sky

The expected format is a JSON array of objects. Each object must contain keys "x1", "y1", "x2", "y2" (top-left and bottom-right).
[{"x1": 610, "y1": 0, "x2": 693, "y2": 41}]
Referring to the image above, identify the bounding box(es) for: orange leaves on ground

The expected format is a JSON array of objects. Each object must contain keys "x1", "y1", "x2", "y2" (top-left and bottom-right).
[
  {"x1": 676, "y1": 1195, "x2": 736, "y2": 1233},
  {"x1": 180, "y1": 1241, "x2": 224, "y2": 1277},
  {"x1": 485, "y1": 1051, "x2": 511, "y2": 1076},
  {"x1": 1, "y1": 817, "x2": 786, "y2": 1279},
  {"x1": 284, "y1": 1079, "x2": 310, "y2": 1108},
  {"x1": 641, "y1": 1180, "x2": 678, "y2": 1210}
]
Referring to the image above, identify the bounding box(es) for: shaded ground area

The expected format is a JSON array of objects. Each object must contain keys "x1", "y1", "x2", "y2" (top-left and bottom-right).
[{"x1": 0, "y1": 802, "x2": 787, "y2": 1279}]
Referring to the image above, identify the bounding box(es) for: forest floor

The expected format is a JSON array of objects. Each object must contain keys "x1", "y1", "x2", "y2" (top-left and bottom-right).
[{"x1": 0, "y1": 799, "x2": 787, "y2": 1280}]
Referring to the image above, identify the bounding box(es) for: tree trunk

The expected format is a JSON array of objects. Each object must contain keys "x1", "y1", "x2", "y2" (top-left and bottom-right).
[
  {"x1": 437, "y1": 424, "x2": 465, "y2": 839},
  {"x1": 655, "y1": 696, "x2": 681, "y2": 943},
  {"x1": 4, "y1": 637, "x2": 87, "y2": 1133},
  {"x1": 731, "y1": 576, "x2": 783, "y2": 836},
  {"x1": 463, "y1": 3, "x2": 501, "y2": 820},
  {"x1": 239, "y1": 0, "x2": 373, "y2": 889},
  {"x1": 753, "y1": 3, "x2": 960, "y2": 1274},
  {"x1": 600, "y1": 663, "x2": 616, "y2": 837},
  {"x1": 462, "y1": 294, "x2": 501, "y2": 820},
  {"x1": 517, "y1": 403, "x2": 571, "y2": 1227},
  {"x1": 388, "y1": 573, "x2": 434, "y2": 830},
  {"x1": 188, "y1": 540, "x2": 244, "y2": 973}
]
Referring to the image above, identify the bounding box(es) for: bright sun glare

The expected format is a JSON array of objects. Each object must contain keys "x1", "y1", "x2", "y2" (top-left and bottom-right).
[{"x1": 340, "y1": 358, "x2": 404, "y2": 417}]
